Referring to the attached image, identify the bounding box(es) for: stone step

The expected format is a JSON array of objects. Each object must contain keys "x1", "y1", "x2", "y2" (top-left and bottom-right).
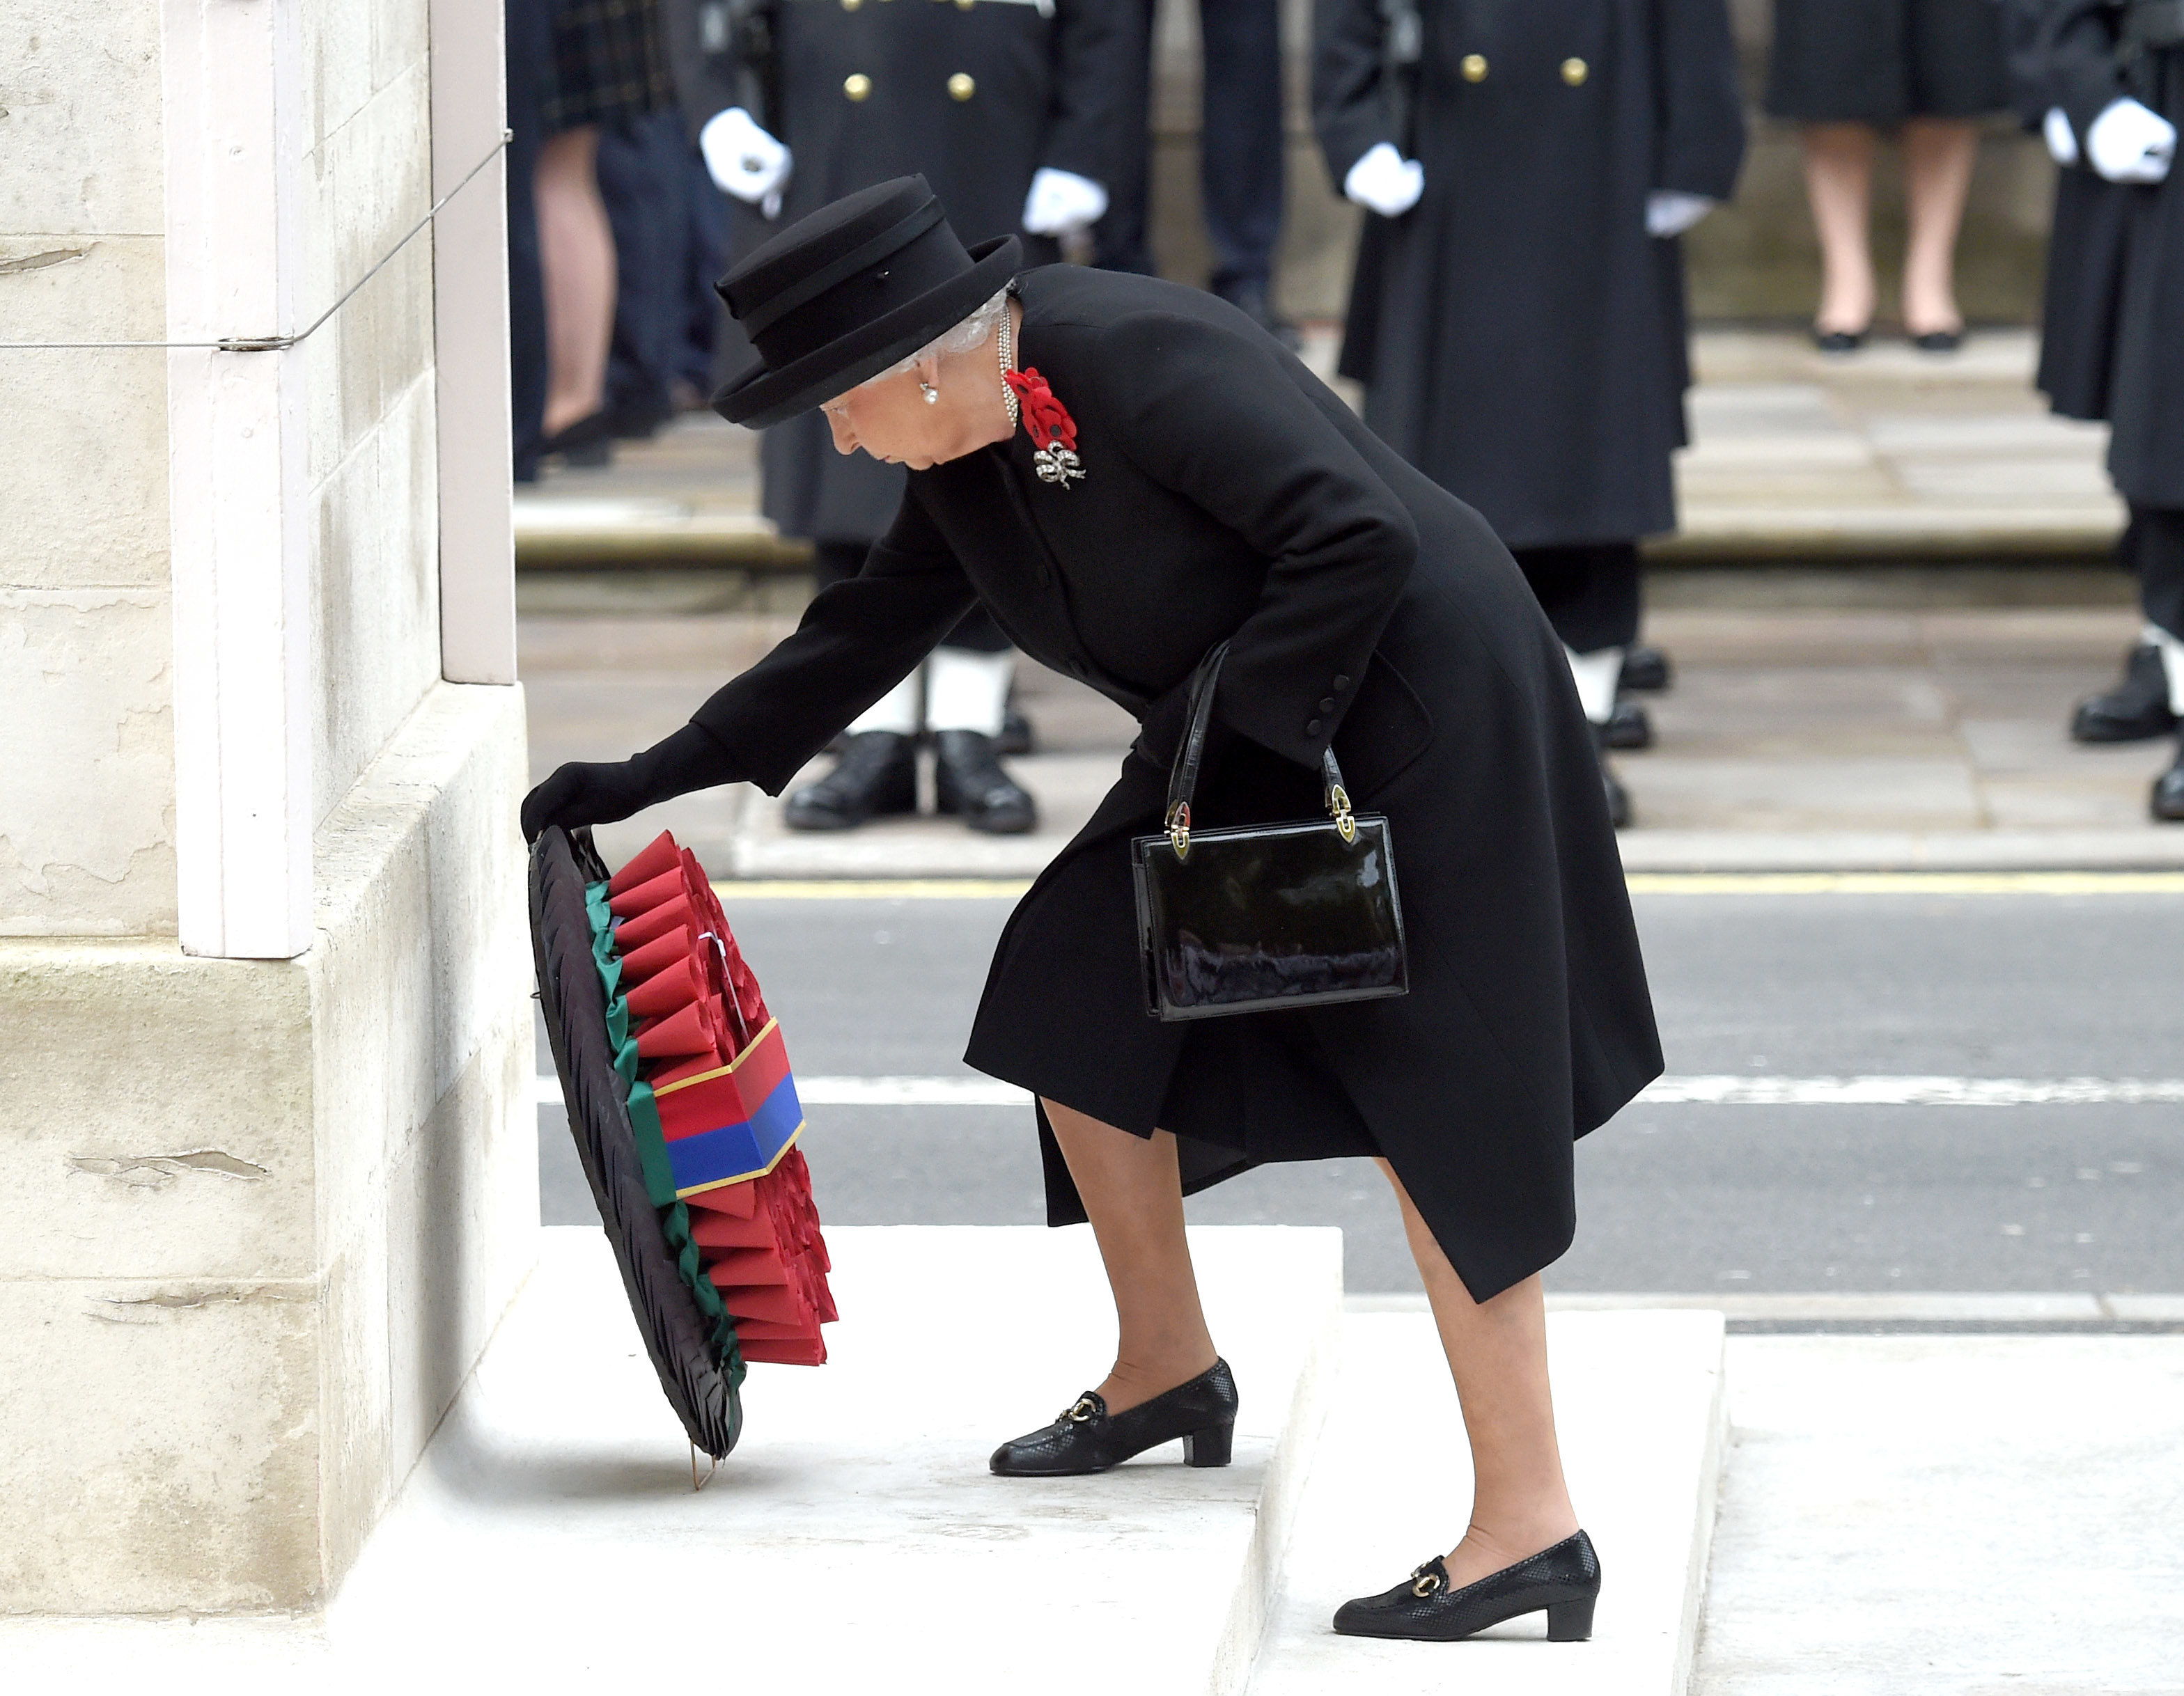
[
  {"x1": 0, "y1": 1225, "x2": 1339, "y2": 1693},
  {"x1": 1245, "y1": 1308, "x2": 1727, "y2": 1696}
]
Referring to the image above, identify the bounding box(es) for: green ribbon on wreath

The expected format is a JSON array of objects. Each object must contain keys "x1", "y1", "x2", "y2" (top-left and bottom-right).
[{"x1": 586, "y1": 882, "x2": 747, "y2": 1388}]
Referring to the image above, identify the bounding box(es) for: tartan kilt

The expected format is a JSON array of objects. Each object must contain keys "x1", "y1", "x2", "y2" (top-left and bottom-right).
[{"x1": 545, "y1": 0, "x2": 676, "y2": 131}]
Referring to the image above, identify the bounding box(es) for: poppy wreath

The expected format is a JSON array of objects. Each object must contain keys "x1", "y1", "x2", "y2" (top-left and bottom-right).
[{"x1": 530, "y1": 826, "x2": 837, "y2": 1461}]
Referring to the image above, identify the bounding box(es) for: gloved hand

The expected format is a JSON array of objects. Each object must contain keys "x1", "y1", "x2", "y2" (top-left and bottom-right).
[
  {"x1": 700, "y1": 108, "x2": 793, "y2": 212},
  {"x1": 1645, "y1": 189, "x2": 1715, "y2": 238},
  {"x1": 521, "y1": 723, "x2": 739, "y2": 843},
  {"x1": 2087, "y1": 97, "x2": 2176, "y2": 184},
  {"x1": 1343, "y1": 141, "x2": 1425, "y2": 218},
  {"x1": 1022, "y1": 167, "x2": 1109, "y2": 235},
  {"x1": 2043, "y1": 107, "x2": 2081, "y2": 167}
]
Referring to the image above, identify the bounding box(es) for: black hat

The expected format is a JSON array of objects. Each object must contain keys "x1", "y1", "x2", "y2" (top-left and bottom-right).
[{"x1": 711, "y1": 178, "x2": 1020, "y2": 429}]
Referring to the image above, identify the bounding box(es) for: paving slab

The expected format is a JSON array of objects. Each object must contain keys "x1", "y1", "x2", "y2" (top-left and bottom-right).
[
  {"x1": 1696, "y1": 1333, "x2": 2184, "y2": 1695},
  {"x1": 1249, "y1": 1310, "x2": 1727, "y2": 1696},
  {"x1": 0, "y1": 1225, "x2": 1341, "y2": 1694}
]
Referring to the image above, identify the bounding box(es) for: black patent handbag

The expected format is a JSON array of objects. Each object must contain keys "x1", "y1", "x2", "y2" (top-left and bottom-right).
[{"x1": 1130, "y1": 643, "x2": 1410, "y2": 1021}]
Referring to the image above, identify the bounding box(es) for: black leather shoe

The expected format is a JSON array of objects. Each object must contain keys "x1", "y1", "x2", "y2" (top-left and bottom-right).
[
  {"x1": 1334, "y1": 1530, "x2": 1602, "y2": 1643},
  {"x1": 1812, "y1": 326, "x2": 1868, "y2": 354},
  {"x1": 2153, "y1": 740, "x2": 2184, "y2": 822},
  {"x1": 2073, "y1": 645, "x2": 2178, "y2": 743},
  {"x1": 1912, "y1": 329, "x2": 1964, "y2": 354},
  {"x1": 934, "y1": 730, "x2": 1037, "y2": 833},
  {"x1": 990, "y1": 1358, "x2": 1238, "y2": 1476},
  {"x1": 1605, "y1": 697, "x2": 1654, "y2": 751},
  {"x1": 1619, "y1": 644, "x2": 1672, "y2": 693},
  {"x1": 783, "y1": 731, "x2": 916, "y2": 831},
  {"x1": 997, "y1": 705, "x2": 1036, "y2": 757},
  {"x1": 1593, "y1": 726, "x2": 1632, "y2": 829}
]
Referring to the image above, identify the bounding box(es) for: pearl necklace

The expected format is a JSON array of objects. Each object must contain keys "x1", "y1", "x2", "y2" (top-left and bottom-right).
[{"x1": 999, "y1": 304, "x2": 1020, "y2": 432}]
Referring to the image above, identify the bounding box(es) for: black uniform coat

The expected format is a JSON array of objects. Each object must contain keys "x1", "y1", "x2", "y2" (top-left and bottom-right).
[
  {"x1": 2025, "y1": 0, "x2": 2184, "y2": 503},
  {"x1": 758, "y1": 0, "x2": 1130, "y2": 542},
  {"x1": 2006, "y1": 0, "x2": 2134, "y2": 422},
  {"x1": 685, "y1": 265, "x2": 1663, "y2": 1301},
  {"x1": 1314, "y1": 0, "x2": 1744, "y2": 551}
]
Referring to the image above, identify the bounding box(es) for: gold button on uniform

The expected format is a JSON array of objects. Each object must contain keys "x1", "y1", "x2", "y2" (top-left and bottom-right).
[
  {"x1": 844, "y1": 73, "x2": 872, "y2": 100},
  {"x1": 1460, "y1": 54, "x2": 1488, "y2": 82},
  {"x1": 842, "y1": 0, "x2": 860, "y2": 10},
  {"x1": 956, "y1": 0, "x2": 976, "y2": 9},
  {"x1": 1561, "y1": 56, "x2": 1589, "y2": 86},
  {"x1": 948, "y1": 72, "x2": 976, "y2": 100}
]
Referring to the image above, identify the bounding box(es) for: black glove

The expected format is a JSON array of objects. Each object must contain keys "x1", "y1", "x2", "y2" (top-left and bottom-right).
[{"x1": 521, "y1": 723, "x2": 740, "y2": 842}]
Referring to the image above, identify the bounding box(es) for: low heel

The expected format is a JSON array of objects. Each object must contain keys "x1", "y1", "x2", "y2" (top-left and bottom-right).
[
  {"x1": 1545, "y1": 1595, "x2": 1595, "y2": 1642},
  {"x1": 1180, "y1": 1422, "x2": 1233, "y2": 1467}
]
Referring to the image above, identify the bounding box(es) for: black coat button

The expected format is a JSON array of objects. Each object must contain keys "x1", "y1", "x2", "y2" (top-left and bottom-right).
[
  {"x1": 1333, "y1": 674, "x2": 1350, "y2": 690},
  {"x1": 1319, "y1": 696, "x2": 1336, "y2": 712},
  {"x1": 1306, "y1": 719, "x2": 1324, "y2": 736}
]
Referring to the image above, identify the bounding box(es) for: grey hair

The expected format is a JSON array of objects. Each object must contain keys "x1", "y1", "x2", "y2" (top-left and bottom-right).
[{"x1": 857, "y1": 287, "x2": 1012, "y2": 388}]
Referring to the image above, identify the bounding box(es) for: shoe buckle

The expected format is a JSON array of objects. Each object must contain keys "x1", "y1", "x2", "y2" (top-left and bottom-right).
[
  {"x1": 1409, "y1": 1564, "x2": 1444, "y2": 1599},
  {"x1": 1065, "y1": 1395, "x2": 1098, "y2": 1424}
]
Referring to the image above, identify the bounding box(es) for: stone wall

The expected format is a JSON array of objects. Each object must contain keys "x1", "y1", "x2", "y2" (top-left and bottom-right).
[
  {"x1": 0, "y1": 0, "x2": 177, "y2": 937},
  {"x1": 1141, "y1": 0, "x2": 2055, "y2": 326},
  {"x1": 0, "y1": 0, "x2": 534, "y2": 1615}
]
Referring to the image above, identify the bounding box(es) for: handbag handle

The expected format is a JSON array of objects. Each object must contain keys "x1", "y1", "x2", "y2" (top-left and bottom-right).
[{"x1": 1164, "y1": 642, "x2": 1355, "y2": 860}]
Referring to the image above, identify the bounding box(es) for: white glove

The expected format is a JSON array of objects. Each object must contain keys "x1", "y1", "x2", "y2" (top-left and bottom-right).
[
  {"x1": 700, "y1": 108, "x2": 792, "y2": 210},
  {"x1": 1646, "y1": 190, "x2": 1715, "y2": 237},
  {"x1": 2043, "y1": 107, "x2": 2080, "y2": 167},
  {"x1": 1343, "y1": 141, "x2": 1424, "y2": 218},
  {"x1": 2087, "y1": 97, "x2": 2176, "y2": 184},
  {"x1": 1022, "y1": 167, "x2": 1109, "y2": 236}
]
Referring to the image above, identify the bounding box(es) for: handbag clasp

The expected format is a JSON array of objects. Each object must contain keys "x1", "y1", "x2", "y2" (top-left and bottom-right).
[
  {"x1": 1327, "y1": 783, "x2": 1357, "y2": 846},
  {"x1": 1166, "y1": 800, "x2": 1192, "y2": 861}
]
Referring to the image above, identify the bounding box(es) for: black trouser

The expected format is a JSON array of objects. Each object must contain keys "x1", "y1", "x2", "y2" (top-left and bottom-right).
[
  {"x1": 504, "y1": 0, "x2": 554, "y2": 481},
  {"x1": 1095, "y1": 0, "x2": 1285, "y2": 301},
  {"x1": 598, "y1": 107, "x2": 691, "y2": 429},
  {"x1": 1511, "y1": 542, "x2": 1642, "y2": 654},
  {"x1": 2128, "y1": 506, "x2": 2184, "y2": 643},
  {"x1": 811, "y1": 542, "x2": 1012, "y2": 653}
]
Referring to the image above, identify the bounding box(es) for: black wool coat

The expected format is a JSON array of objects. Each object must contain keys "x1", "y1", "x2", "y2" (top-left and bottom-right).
[
  {"x1": 1313, "y1": 0, "x2": 1744, "y2": 550},
  {"x1": 756, "y1": 0, "x2": 1132, "y2": 544},
  {"x1": 2020, "y1": 0, "x2": 2184, "y2": 506},
  {"x1": 685, "y1": 266, "x2": 1662, "y2": 1301}
]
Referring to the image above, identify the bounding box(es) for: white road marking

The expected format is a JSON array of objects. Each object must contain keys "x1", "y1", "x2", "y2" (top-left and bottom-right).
[{"x1": 532, "y1": 1074, "x2": 2184, "y2": 1110}]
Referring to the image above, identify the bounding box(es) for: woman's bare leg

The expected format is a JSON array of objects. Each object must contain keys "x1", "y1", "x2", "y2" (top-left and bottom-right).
[
  {"x1": 1380, "y1": 1160, "x2": 1580, "y2": 1588},
  {"x1": 1901, "y1": 117, "x2": 1979, "y2": 337},
  {"x1": 535, "y1": 125, "x2": 614, "y2": 436},
  {"x1": 1800, "y1": 122, "x2": 1878, "y2": 336},
  {"x1": 1043, "y1": 1099, "x2": 1219, "y2": 1413}
]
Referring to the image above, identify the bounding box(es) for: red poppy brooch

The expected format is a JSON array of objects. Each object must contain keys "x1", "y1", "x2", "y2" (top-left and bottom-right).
[{"x1": 1005, "y1": 368, "x2": 1085, "y2": 489}]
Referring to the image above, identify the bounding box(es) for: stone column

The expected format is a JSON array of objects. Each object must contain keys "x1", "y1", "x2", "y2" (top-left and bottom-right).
[{"x1": 1, "y1": 0, "x2": 536, "y2": 1613}]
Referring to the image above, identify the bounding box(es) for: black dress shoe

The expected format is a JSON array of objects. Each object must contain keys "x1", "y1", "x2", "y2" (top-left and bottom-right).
[
  {"x1": 997, "y1": 705, "x2": 1036, "y2": 757},
  {"x1": 1604, "y1": 697, "x2": 1654, "y2": 751},
  {"x1": 2153, "y1": 740, "x2": 2184, "y2": 822},
  {"x1": 2073, "y1": 645, "x2": 2178, "y2": 743},
  {"x1": 1593, "y1": 726, "x2": 1632, "y2": 828},
  {"x1": 1333, "y1": 1530, "x2": 1602, "y2": 1643},
  {"x1": 783, "y1": 731, "x2": 916, "y2": 831},
  {"x1": 1911, "y1": 329, "x2": 1964, "y2": 353},
  {"x1": 990, "y1": 1358, "x2": 1238, "y2": 1476},
  {"x1": 1812, "y1": 326, "x2": 1868, "y2": 354},
  {"x1": 1620, "y1": 644, "x2": 1672, "y2": 693},
  {"x1": 933, "y1": 730, "x2": 1037, "y2": 833}
]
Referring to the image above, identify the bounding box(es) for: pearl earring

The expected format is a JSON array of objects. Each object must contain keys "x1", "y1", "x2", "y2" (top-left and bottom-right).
[{"x1": 921, "y1": 380, "x2": 939, "y2": 405}]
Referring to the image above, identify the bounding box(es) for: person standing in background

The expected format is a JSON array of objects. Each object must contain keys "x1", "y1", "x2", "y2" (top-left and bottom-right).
[
  {"x1": 1314, "y1": 0, "x2": 1745, "y2": 828},
  {"x1": 505, "y1": 0, "x2": 679, "y2": 471},
  {"x1": 1768, "y1": 0, "x2": 2010, "y2": 351},
  {"x1": 696, "y1": 0, "x2": 1132, "y2": 833},
  {"x1": 1096, "y1": 0, "x2": 1295, "y2": 343},
  {"x1": 2010, "y1": 0, "x2": 2184, "y2": 817}
]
